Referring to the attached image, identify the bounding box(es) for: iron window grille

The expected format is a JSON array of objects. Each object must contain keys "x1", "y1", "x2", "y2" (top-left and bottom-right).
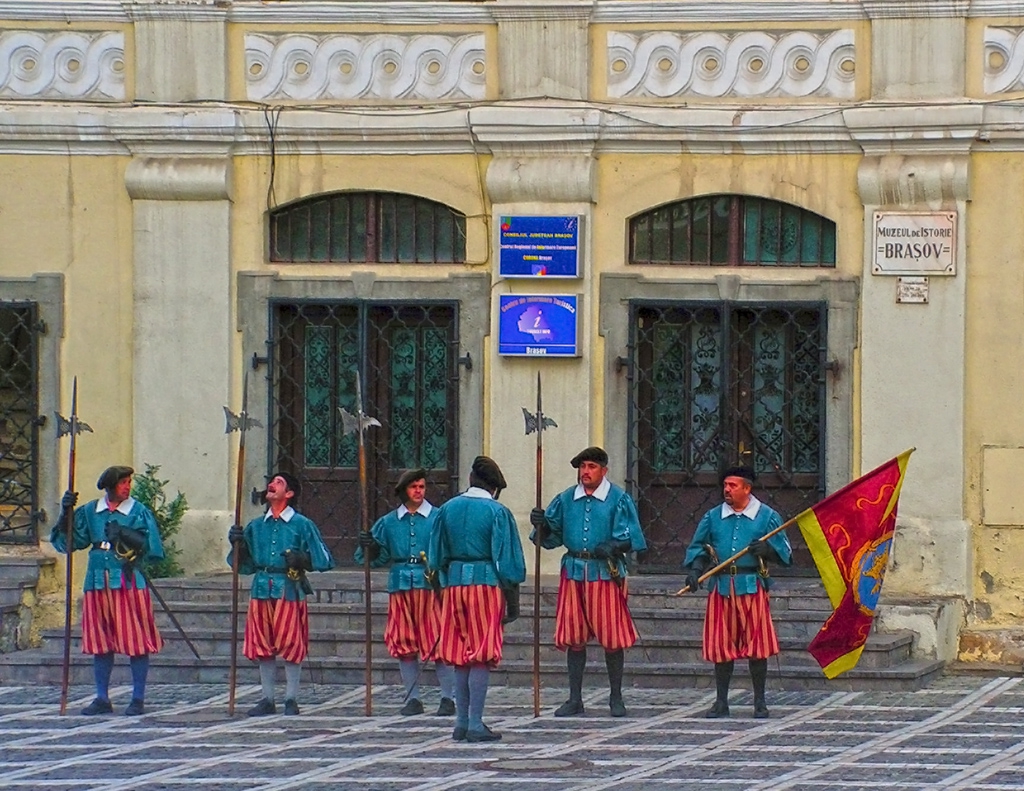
[
  {"x1": 269, "y1": 191, "x2": 467, "y2": 264},
  {"x1": 629, "y1": 195, "x2": 837, "y2": 267},
  {"x1": 0, "y1": 302, "x2": 40, "y2": 544}
]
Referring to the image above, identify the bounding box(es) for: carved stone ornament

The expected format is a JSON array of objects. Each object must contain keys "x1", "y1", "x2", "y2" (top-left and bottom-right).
[
  {"x1": 244, "y1": 32, "x2": 486, "y2": 102},
  {"x1": 0, "y1": 30, "x2": 125, "y2": 100},
  {"x1": 984, "y1": 27, "x2": 1024, "y2": 95},
  {"x1": 607, "y1": 29, "x2": 855, "y2": 99}
]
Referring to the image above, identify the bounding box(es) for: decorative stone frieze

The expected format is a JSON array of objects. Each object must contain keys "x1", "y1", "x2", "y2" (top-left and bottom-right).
[
  {"x1": 244, "y1": 32, "x2": 486, "y2": 102},
  {"x1": 0, "y1": 30, "x2": 124, "y2": 100},
  {"x1": 984, "y1": 27, "x2": 1024, "y2": 95},
  {"x1": 606, "y1": 29, "x2": 855, "y2": 100}
]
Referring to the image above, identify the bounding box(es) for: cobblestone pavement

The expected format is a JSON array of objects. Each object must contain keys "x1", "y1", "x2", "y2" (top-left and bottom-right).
[{"x1": 2, "y1": 676, "x2": 1024, "y2": 790}]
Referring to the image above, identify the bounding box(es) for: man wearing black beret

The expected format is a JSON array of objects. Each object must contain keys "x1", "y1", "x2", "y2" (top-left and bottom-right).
[
  {"x1": 682, "y1": 466, "x2": 792, "y2": 719},
  {"x1": 530, "y1": 446, "x2": 647, "y2": 718},
  {"x1": 50, "y1": 466, "x2": 164, "y2": 716},
  {"x1": 355, "y1": 468, "x2": 456, "y2": 716},
  {"x1": 427, "y1": 456, "x2": 526, "y2": 742}
]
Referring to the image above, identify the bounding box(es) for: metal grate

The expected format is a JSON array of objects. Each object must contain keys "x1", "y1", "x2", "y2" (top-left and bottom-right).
[
  {"x1": 267, "y1": 300, "x2": 461, "y2": 561},
  {"x1": 269, "y1": 192, "x2": 467, "y2": 264},
  {"x1": 627, "y1": 300, "x2": 827, "y2": 571},
  {"x1": 629, "y1": 195, "x2": 836, "y2": 267},
  {"x1": 0, "y1": 303, "x2": 40, "y2": 544}
]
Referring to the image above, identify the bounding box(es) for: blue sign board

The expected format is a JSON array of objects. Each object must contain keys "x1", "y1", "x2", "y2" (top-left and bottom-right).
[
  {"x1": 498, "y1": 295, "x2": 580, "y2": 357},
  {"x1": 498, "y1": 215, "x2": 581, "y2": 278}
]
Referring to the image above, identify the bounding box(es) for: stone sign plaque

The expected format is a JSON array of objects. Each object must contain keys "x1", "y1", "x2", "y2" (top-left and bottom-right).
[
  {"x1": 896, "y1": 276, "x2": 929, "y2": 304},
  {"x1": 873, "y1": 211, "x2": 957, "y2": 275}
]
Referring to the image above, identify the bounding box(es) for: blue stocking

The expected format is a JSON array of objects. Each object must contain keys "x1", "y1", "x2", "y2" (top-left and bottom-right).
[
  {"x1": 93, "y1": 653, "x2": 114, "y2": 702},
  {"x1": 129, "y1": 654, "x2": 149, "y2": 702}
]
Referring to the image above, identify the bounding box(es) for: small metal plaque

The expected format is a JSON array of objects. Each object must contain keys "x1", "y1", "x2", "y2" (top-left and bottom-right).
[
  {"x1": 873, "y1": 211, "x2": 956, "y2": 275},
  {"x1": 896, "y1": 276, "x2": 929, "y2": 304}
]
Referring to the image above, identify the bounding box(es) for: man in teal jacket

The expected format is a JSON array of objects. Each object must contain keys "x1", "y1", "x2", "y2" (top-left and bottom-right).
[
  {"x1": 228, "y1": 472, "x2": 334, "y2": 717},
  {"x1": 530, "y1": 446, "x2": 647, "y2": 718},
  {"x1": 356, "y1": 468, "x2": 456, "y2": 716},
  {"x1": 683, "y1": 466, "x2": 792, "y2": 719},
  {"x1": 428, "y1": 456, "x2": 526, "y2": 743},
  {"x1": 51, "y1": 465, "x2": 164, "y2": 716}
]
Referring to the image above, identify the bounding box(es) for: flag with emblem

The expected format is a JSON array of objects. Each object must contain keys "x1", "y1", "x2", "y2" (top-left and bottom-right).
[{"x1": 795, "y1": 449, "x2": 914, "y2": 679}]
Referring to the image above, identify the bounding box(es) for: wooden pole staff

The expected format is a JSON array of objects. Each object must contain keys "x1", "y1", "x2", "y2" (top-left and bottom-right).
[
  {"x1": 532, "y1": 374, "x2": 543, "y2": 719},
  {"x1": 225, "y1": 371, "x2": 263, "y2": 715},
  {"x1": 57, "y1": 376, "x2": 89, "y2": 716},
  {"x1": 522, "y1": 374, "x2": 557, "y2": 718},
  {"x1": 340, "y1": 372, "x2": 381, "y2": 718}
]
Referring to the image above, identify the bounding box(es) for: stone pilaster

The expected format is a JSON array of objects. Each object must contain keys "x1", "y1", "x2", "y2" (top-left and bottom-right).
[{"x1": 125, "y1": 156, "x2": 232, "y2": 573}]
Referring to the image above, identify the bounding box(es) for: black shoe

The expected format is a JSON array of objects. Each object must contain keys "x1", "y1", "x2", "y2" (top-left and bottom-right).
[
  {"x1": 436, "y1": 697, "x2": 455, "y2": 716},
  {"x1": 466, "y1": 724, "x2": 501, "y2": 743},
  {"x1": 754, "y1": 701, "x2": 770, "y2": 719},
  {"x1": 400, "y1": 698, "x2": 424, "y2": 716},
  {"x1": 609, "y1": 696, "x2": 627, "y2": 718},
  {"x1": 554, "y1": 699, "x2": 585, "y2": 717},
  {"x1": 247, "y1": 698, "x2": 276, "y2": 717},
  {"x1": 705, "y1": 700, "x2": 730, "y2": 719},
  {"x1": 284, "y1": 699, "x2": 300, "y2": 716},
  {"x1": 124, "y1": 698, "x2": 145, "y2": 716},
  {"x1": 81, "y1": 698, "x2": 113, "y2": 716},
  {"x1": 452, "y1": 726, "x2": 467, "y2": 742}
]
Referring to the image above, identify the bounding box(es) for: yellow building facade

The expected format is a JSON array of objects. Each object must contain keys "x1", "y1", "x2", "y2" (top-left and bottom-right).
[{"x1": 1, "y1": 0, "x2": 1023, "y2": 665}]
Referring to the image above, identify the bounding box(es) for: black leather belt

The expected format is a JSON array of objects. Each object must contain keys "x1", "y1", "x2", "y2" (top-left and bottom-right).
[
  {"x1": 568, "y1": 550, "x2": 595, "y2": 560},
  {"x1": 405, "y1": 556, "x2": 424, "y2": 565},
  {"x1": 256, "y1": 566, "x2": 288, "y2": 574},
  {"x1": 715, "y1": 564, "x2": 756, "y2": 576},
  {"x1": 91, "y1": 542, "x2": 111, "y2": 551}
]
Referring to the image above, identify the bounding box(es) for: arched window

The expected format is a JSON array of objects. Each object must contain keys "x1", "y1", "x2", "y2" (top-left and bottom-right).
[
  {"x1": 270, "y1": 192, "x2": 466, "y2": 263},
  {"x1": 629, "y1": 195, "x2": 836, "y2": 267}
]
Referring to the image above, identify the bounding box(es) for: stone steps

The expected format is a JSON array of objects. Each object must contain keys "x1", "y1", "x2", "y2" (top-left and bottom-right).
[
  {"x1": 37, "y1": 624, "x2": 916, "y2": 669},
  {"x1": 0, "y1": 569, "x2": 947, "y2": 691},
  {"x1": 0, "y1": 554, "x2": 53, "y2": 653}
]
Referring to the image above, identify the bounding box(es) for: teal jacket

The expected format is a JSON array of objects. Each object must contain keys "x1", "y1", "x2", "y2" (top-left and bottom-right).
[
  {"x1": 354, "y1": 501, "x2": 437, "y2": 593},
  {"x1": 50, "y1": 496, "x2": 163, "y2": 592},
  {"x1": 684, "y1": 497, "x2": 792, "y2": 596},
  {"x1": 228, "y1": 507, "x2": 335, "y2": 601},
  {"x1": 530, "y1": 478, "x2": 647, "y2": 582},
  {"x1": 428, "y1": 488, "x2": 526, "y2": 589}
]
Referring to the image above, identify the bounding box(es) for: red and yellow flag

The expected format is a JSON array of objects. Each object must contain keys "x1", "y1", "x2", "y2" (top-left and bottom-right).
[{"x1": 795, "y1": 449, "x2": 914, "y2": 679}]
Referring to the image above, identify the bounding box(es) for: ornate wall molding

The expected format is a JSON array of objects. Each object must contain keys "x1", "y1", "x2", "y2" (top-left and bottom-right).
[
  {"x1": 984, "y1": 27, "x2": 1024, "y2": 95},
  {"x1": 606, "y1": 29, "x2": 855, "y2": 100},
  {"x1": 244, "y1": 32, "x2": 486, "y2": 102},
  {"x1": 0, "y1": 30, "x2": 125, "y2": 100}
]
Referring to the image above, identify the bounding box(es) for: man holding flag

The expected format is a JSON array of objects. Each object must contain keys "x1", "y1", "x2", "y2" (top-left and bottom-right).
[{"x1": 683, "y1": 466, "x2": 792, "y2": 719}]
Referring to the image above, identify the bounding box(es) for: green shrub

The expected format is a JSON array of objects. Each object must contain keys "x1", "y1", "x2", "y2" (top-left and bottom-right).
[{"x1": 131, "y1": 463, "x2": 187, "y2": 578}]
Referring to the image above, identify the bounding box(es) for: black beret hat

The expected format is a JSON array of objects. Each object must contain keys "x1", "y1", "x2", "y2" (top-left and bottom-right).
[
  {"x1": 261, "y1": 471, "x2": 302, "y2": 508},
  {"x1": 395, "y1": 468, "x2": 428, "y2": 498},
  {"x1": 471, "y1": 456, "x2": 506, "y2": 492},
  {"x1": 570, "y1": 446, "x2": 609, "y2": 469},
  {"x1": 96, "y1": 466, "x2": 134, "y2": 491},
  {"x1": 720, "y1": 466, "x2": 756, "y2": 485}
]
